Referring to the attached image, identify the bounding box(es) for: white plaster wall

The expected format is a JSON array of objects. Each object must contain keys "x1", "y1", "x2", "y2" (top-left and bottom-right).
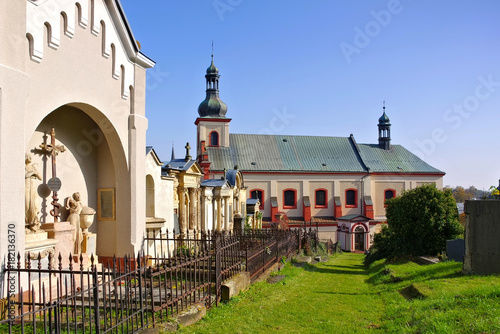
[
  {"x1": 370, "y1": 175, "x2": 444, "y2": 220},
  {"x1": 276, "y1": 181, "x2": 303, "y2": 216},
  {"x1": 240, "y1": 173, "x2": 368, "y2": 219},
  {"x1": 197, "y1": 121, "x2": 230, "y2": 148},
  {"x1": 159, "y1": 178, "x2": 174, "y2": 232},
  {"x1": 0, "y1": 0, "x2": 154, "y2": 264},
  {"x1": 246, "y1": 181, "x2": 271, "y2": 216},
  {"x1": 145, "y1": 150, "x2": 175, "y2": 232},
  {"x1": 373, "y1": 181, "x2": 405, "y2": 217},
  {"x1": 237, "y1": 172, "x2": 444, "y2": 222},
  {"x1": 317, "y1": 225, "x2": 337, "y2": 242},
  {"x1": 309, "y1": 181, "x2": 334, "y2": 217},
  {"x1": 340, "y1": 181, "x2": 362, "y2": 216}
]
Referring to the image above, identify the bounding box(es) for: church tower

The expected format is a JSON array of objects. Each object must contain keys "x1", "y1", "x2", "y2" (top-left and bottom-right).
[
  {"x1": 378, "y1": 103, "x2": 391, "y2": 150},
  {"x1": 195, "y1": 53, "x2": 231, "y2": 177}
]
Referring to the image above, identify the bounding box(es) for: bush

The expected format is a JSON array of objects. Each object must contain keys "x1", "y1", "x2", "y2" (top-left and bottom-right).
[{"x1": 366, "y1": 185, "x2": 463, "y2": 265}]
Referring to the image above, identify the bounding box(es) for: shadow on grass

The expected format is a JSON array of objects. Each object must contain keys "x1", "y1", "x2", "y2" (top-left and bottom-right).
[
  {"x1": 365, "y1": 261, "x2": 463, "y2": 285},
  {"x1": 367, "y1": 262, "x2": 386, "y2": 275},
  {"x1": 301, "y1": 263, "x2": 368, "y2": 276},
  {"x1": 401, "y1": 264, "x2": 463, "y2": 283},
  {"x1": 313, "y1": 291, "x2": 380, "y2": 296}
]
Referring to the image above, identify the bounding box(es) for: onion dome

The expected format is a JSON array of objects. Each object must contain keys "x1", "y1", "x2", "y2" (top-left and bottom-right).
[
  {"x1": 206, "y1": 58, "x2": 219, "y2": 74},
  {"x1": 198, "y1": 54, "x2": 228, "y2": 118},
  {"x1": 378, "y1": 111, "x2": 390, "y2": 125}
]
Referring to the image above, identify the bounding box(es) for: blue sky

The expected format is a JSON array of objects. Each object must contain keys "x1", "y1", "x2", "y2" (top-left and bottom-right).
[{"x1": 120, "y1": 0, "x2": 500, "y2": 190}]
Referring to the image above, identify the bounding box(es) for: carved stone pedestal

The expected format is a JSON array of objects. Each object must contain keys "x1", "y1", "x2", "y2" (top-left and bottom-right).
[
  {"x1": 41, "y1": 222, "x2": 75, "y2": 268},
  {"x1": 25, "y1": 232, "x2": 58, "y2": 269}
]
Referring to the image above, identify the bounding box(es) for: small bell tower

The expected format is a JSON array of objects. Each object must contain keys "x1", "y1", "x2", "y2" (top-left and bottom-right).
[
  {"x1": 378, "y1": 102, "x2": 391, "y2": 150},
  {"x1": 195, "y1": 45, "x2": 231, "y2": 178}
]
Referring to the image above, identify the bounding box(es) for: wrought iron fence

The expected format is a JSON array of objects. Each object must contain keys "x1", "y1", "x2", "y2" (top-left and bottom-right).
[{"x1": 1, "y1": 228, "x2": 316, "y2": 333}]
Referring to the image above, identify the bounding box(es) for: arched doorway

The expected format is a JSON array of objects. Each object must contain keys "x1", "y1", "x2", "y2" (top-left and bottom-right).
[{"x1": 354, "y1": 225, "x2": 366, "y2": 251}]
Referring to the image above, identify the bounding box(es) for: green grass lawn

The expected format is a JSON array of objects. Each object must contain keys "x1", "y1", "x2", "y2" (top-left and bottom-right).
[{"x1": 175, "y1": 253, "x2": 500, "y2": 334}]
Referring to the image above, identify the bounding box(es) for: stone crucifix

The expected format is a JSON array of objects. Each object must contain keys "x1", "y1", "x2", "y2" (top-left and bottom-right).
[{"x1": 39, "y1": 128, "x2": 66, "y2": 222}]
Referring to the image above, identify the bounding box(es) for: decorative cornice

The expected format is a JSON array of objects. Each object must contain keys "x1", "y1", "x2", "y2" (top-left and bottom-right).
[{"x1": 195, "y1": 117, "x2": 232, "y2": 125}]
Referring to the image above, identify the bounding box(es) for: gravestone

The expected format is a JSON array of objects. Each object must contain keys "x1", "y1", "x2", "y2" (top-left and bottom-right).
[
  {"x1": 463, "y1": 200, "x2": 500, "y2": 275},
  {"x1": 446, "y1": 239, "x2": 464, "y2": 263}
]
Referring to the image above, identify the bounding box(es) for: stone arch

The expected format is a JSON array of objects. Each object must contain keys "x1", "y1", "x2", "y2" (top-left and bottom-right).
[{"x1": 25, "y1": 102, "x2": 129, "y2": 257}]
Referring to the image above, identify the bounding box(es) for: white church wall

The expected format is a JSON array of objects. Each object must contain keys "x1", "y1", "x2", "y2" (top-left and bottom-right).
[
  {"x1": 0, "y1": 0, "x2": 154, "y2": 267},
  {"x1": 370, "y1": 175, "x2": 444, "y2": 220},
  {"x1": 309, "y1": 181, "x2": 335, "y2": 217}
]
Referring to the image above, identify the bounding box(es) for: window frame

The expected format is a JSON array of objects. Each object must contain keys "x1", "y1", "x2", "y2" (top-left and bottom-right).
[
  {"x1": 209, "y1": 131, "x2": 219, "y2": 147},
  {"x1": 283, "y1": 189, "x2": 297, "y2": 209},
  {"x1": 345, "y1": 188, "x2": 358, "y2": 208},
  {"x1": 384, "y1": 189, "x2": 396, "y2": 206},
  {"x1": 314, "y1": 189, "x2": 328, "y2": 208},
  {"x1": 250, "y1": 189, "x2": 265, "y2": 210}
]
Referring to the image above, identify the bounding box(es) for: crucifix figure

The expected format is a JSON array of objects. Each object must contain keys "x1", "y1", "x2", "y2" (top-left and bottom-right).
[
  {"x1": 39, "y1": 128, "x2": 66, "y2": 222},
  {"x1": 184, "y1": 142, "x2": 192, "y2": 161}
]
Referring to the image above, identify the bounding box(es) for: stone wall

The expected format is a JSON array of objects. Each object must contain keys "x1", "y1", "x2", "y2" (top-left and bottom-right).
[{"x1": 463, "y1": 200, "x2": 500, "y2": 275}]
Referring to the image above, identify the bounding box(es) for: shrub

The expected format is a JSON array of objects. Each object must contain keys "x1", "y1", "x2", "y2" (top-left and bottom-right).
[{"x1": 366, "y1": 185, "x2": 463, "y2": 265}]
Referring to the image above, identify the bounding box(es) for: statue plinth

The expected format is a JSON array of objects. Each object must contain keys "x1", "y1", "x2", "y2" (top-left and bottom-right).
[
  {"x1": 25, "y1": 232, "x2": 58, "y2": 268},
  {"x1": 41, "y1": 222, "x2": 75, "y2": 268}
]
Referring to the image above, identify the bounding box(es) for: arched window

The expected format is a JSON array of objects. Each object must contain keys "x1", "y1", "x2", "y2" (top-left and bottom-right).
[
  {"x1": 146, "y1": 175, "x2": 155, "y2": 217},
  {"x1": 385, "y1": 189, "x2": 395, "y2": 200},
  {"x1": 250, "y1": 189, "x2": 264, "y2": 210},
  {"x1": 354, "y1": 225, "x2": 365, "y2": 233},
  {"x1": 384, "y1": 189, "x2": 396, "y2": 206},
  {"x1": 209, "y1": 131, "x2": 219, "y2": 146},
  {"x1": 345, "y1": 189, "x2": 357, "y2": 208},
  {"x1": 315, "y1": 189, "x2": 327, "y2": 208},
  {"x1": 283, "y1": 189, "x2": 297, "y2": 209}
]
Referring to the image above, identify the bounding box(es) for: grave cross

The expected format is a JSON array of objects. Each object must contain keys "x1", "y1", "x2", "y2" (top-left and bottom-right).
[
  {"x1": 39, "y1": 128, "x2": 66, "y2": 222},
  {"x1": 184, "y1": 142, "x2": 192, "y2": 161}
]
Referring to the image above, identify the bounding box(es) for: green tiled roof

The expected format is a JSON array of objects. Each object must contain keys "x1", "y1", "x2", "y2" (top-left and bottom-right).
[
  {"x1": 206, "y1": 134, "x2": 444, "y2": 175},
  {"x1": 357, "y1": 144, "x2": 443, "y2": 173},
  {"x1": 207, "y1": 134, "x2": 366, "y2": 172}
]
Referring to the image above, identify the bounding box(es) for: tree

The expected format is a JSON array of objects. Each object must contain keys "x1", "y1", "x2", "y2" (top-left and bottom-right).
[
  {"x1": 452, "y1": 186, "x2": 467, "y2": 202},
  {"x1": 366, "y1": 185, "x2": 463, "y2": 265}
]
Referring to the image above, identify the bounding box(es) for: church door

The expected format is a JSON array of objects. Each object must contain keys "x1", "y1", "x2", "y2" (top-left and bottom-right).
[{"x1": 354, "y1": 226, "x2": 365, "y2": 251}]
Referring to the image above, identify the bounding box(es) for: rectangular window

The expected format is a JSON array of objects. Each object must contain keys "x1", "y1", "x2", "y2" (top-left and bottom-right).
[
  {"x1": 315, "y1": 189, "x2": 327, "y2": 208},
  {"x1": 284, "y1": 189, "x2": 296, "y2": 209},
  {"x1": 345, "y1": 189, "x2": 357, "y2": 208},
  {"x1": 251, "y1": 189, "x2": 264, "y2": 210}
]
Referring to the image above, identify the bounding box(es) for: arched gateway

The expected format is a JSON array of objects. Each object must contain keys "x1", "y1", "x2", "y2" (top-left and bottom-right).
[{"x1": 336, "y1": 215, "x2": 371, "y2": 252}]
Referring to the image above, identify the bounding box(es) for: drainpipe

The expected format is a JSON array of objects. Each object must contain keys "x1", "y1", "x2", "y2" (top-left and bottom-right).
[
  {"x1": 349, "y1": 134, "x2": 370, "y2": 217},
  {"x1": 361, "y1": 169, "x2": 370, "y2": 216}
]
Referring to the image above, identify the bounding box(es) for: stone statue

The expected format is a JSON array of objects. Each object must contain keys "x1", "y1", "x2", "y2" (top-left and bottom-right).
[
  {"x1": 25, "y1": 153, "x2": 42, "y2": 233},
  {"x1": 66, "y1": 192, "x2": 83, "y2": 254}
]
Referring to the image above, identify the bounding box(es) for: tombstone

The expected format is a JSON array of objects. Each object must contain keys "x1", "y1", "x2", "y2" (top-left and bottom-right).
[
  {"x1": 463, "y1": 200, "x2": 500, "y2": 275},
  {"x1": 233, "y1": 216, "x2": 244, "y2": 232},
  {"x1": 446, "y1": 239, "x2": 464, "y2": 262}
]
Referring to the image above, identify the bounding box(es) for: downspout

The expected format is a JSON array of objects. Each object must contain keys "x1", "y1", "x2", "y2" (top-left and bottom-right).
[
  {"x1": 349, "y1": 134, "x2": 370, "y2": 216},
  {"x1": 361, "y1": 170, "x2": 370, "y2": 216}
]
